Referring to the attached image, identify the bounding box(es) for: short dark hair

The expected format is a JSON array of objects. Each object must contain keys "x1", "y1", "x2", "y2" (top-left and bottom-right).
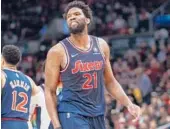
[
  {"x1": 2, "y1": 45, "x2": 21, "y2": 65},
  {"x1": 63, "y1": 1, "x2": 92, "y2": 21}
]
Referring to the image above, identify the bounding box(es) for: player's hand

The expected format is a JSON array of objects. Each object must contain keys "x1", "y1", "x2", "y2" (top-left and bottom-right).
[{"x1": 127, "y1": 103, "x2": 141, "y2": 122}]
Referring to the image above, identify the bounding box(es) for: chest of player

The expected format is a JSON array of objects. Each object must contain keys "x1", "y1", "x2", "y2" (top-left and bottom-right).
[
  {"x1": 60, "y1": 37, "x2": 105, "y2": 76},
  {"x1": 60, "y1": 50, "x2": 105, "y2": 90},
  {"x1": 67, "y1": 45, "x2": 105, "y2": 74}
]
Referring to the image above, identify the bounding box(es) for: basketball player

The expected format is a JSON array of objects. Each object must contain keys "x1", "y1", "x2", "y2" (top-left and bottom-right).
[
  {"x1": 45, "y1": 1, "x2": 141, "y2": 129},
  {"x1": 1, "y1": 45, "x2": 41, "y2": 129}
]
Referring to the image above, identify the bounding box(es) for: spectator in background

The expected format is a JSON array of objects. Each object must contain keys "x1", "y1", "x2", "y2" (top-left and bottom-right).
[
  {"x1": 3, "y1": 30, "x2": 18, "y2": 45},
  {"x1": 114, "y1": 1, "x2": 122, "y2": 14},
  {"x1": 157, "y1": 43, "x2": 167, "y2": 63},
  {"x1": 128, "y1": 13, "x2": 138, "y2": 33},
  {"x1": 154, "y1": 28, "x2": 169, "y2": 40},
  {"x1": 150, "y1": 44, "x2": 158, "y2": 58},
  {"x1": 158, "y1": 106, "x2": 170, "y2": 126},
  {"x1": 114, "y1": 15, "x2": 127, "y2": 32},
  {"x1": 166, "y1": 44, "x2": 170, "y2": 54},
  {"x1": 128, "y1": 2, "x2": 136, "y2": 14},
  {"x1": 113, "y1": 57, "x2": 128, "y2": 74},
  {"x1": 149, "y1": 120, "x2": 157, "y2": 129},
  {"x1": 113, "y1": 57, "x2": 133, "y2": 89},
  {"x1": 138, "y1": 8, "x2": 150, "y2": 32},
  {"x1": 164, "y1": 51, "x2": 170, "y2": 70},
  {"x1": 146, "y1": 58, "x2": 161, "y2": 89},
  {"x1": 160, "y1": 69, "x2": 170, "y2": 91},
  {"x1": 138, "y1": 41, "x2": 148, "y2": 62},
  {"x1": 124, "y1": 49, "x2": 140, "y2": 70},
  {"x1": 135, "y1": 67, "x2": 152, "y2": 104}
]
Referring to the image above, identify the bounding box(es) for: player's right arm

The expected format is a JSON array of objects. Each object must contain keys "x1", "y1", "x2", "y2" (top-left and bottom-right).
[
  {"x1": 26, "y1": 75, "x2": 40, "y2": 96},
  {"x1": 45, "y1": 43, "x2": 64, "y2": 129},
  {"x1": 1, "y1": 71, "x2": 6, "y2": 89}
]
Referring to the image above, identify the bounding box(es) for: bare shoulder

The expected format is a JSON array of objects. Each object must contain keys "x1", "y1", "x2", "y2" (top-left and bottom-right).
[
  {"x1": 46, "y1": 43, "x2": 66, "y2": 69},
  {"x1": 47, "y1": 43, "x2": 65, "y2": 57},
  {"x1": 97, "y1": 37, "x2": 110, "y2": 56},
  {"x1": 97, "y1": 37, "x2": 107, "y2": 46}
]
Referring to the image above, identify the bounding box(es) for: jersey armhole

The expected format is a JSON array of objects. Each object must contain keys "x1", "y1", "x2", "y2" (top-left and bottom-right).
[
  {"x1": 26, "y1": 75, "x2": 39, "y2": 96},
  {"x1": 96, "y1": 37, "x2": 106, "y2": 62},
  {"x1": 26, "y1": 75, "x2": 34, "y2": 89},
  {"x1": 60, "y1": 42, "x2": 70, "y2": 73}
]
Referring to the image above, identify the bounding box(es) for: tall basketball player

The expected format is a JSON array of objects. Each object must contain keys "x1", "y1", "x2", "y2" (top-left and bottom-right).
[
  {"x1": 1, "y1": 45, "x2": 41, "y2": 129},
  {"x1": 45, "y1": 1, "x2": 141, "y2": 129}
]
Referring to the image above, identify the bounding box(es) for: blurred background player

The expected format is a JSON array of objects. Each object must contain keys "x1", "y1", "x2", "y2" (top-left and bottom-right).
[
  {"x1": 1, "y1": 45, "x2": 41, "y2": 129},
  {"x1": 28, "y1": 84, "x2": 51, "y2": 129}
]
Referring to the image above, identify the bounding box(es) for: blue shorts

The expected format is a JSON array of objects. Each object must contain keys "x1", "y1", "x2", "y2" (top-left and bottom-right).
[
  {"x1": 1, "y1": 120, "x2": 28, "y2": 129},
  {"x1": 59, "y1": 113, "x2": 105, "y2": 129}
]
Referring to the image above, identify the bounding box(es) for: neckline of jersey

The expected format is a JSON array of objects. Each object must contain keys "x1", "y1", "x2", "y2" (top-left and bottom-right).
[
  {"x1": 67, "y1": 36, "x2": 93, "y2": 53},
  {"x1": 2, "y1": 68, "x2": 20, "y2": 73}
]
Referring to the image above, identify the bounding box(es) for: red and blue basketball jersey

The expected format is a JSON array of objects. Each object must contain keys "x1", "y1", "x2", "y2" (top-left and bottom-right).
[
  {"x1": 1, "y1": 69, "x2": 32, "y2": 120},
  {"x1": 58, "y1": 36, "x2": 106, "y2": 116}
]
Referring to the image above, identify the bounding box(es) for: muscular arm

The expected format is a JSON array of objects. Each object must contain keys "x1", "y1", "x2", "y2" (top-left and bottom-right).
[
  {"x1": 98, "y1": 38, "x2": 132, "y2": 107},
  {"x1": 45, "y1": 44, "x2": 63, "y2": 128}
]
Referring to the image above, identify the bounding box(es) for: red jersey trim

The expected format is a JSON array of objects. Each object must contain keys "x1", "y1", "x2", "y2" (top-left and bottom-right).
[
  {"x1": 60, "y1": 42, "x2": 70, "y2": 73},
  {"x1": 1, "y1": 117, "x2": 28, "y2": 121},
  {"x1": 66, "y1": 36, "x2": 93, "y2": 53}
]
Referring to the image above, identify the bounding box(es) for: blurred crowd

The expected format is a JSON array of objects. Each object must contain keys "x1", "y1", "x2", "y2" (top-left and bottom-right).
[
  {"x1": 2, "y1": 0, "x2": 163, "y2": 45},
  {"x1": 105, "y1": 40, "x2": 170, "y2": 129},
  {"x1": 1, "y1": 0, "x2": 170, "y2": 129}
]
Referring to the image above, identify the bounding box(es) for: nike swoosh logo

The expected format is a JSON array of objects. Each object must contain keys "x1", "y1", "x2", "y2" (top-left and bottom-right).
[{"x1": 71, "y1": 53, "x2": 79, "y2": 57}]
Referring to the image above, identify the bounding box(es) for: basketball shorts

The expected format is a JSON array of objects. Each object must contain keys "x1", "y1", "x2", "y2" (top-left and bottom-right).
[
  {"x1": 1, "y1": 120, "x2": 28, "y2": 129},
  {"x1": 58, "y1": 112, "x2": 105, "y2": 129}
]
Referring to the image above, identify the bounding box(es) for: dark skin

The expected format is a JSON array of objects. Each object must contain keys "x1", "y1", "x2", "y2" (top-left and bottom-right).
[{"x1": 45, "y1": 7, "x2": 141, "y2": 128}]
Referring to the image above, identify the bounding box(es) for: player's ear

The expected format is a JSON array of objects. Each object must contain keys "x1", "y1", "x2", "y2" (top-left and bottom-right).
[{"x1": 86, "y1": 18, "x2": 90, "y2": 24}]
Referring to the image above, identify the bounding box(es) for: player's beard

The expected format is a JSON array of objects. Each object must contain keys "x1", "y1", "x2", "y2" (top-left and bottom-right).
[{"x1": 69, "y1": 20, "x2": 86, "y2": 34}]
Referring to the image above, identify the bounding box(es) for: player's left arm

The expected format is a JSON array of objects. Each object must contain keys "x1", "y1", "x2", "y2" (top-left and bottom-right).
[{"x1": 98, "y1": 38, "x2": 141, "y2": 121}]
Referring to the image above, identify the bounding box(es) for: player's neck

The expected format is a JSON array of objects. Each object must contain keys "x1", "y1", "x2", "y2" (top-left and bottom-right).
[
  {"x1": 70, "y1": 33, "x2": 90, "y2": 49},
  {"x1": 3, "y1": 64, "x2": 17, "y2": 70}
]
